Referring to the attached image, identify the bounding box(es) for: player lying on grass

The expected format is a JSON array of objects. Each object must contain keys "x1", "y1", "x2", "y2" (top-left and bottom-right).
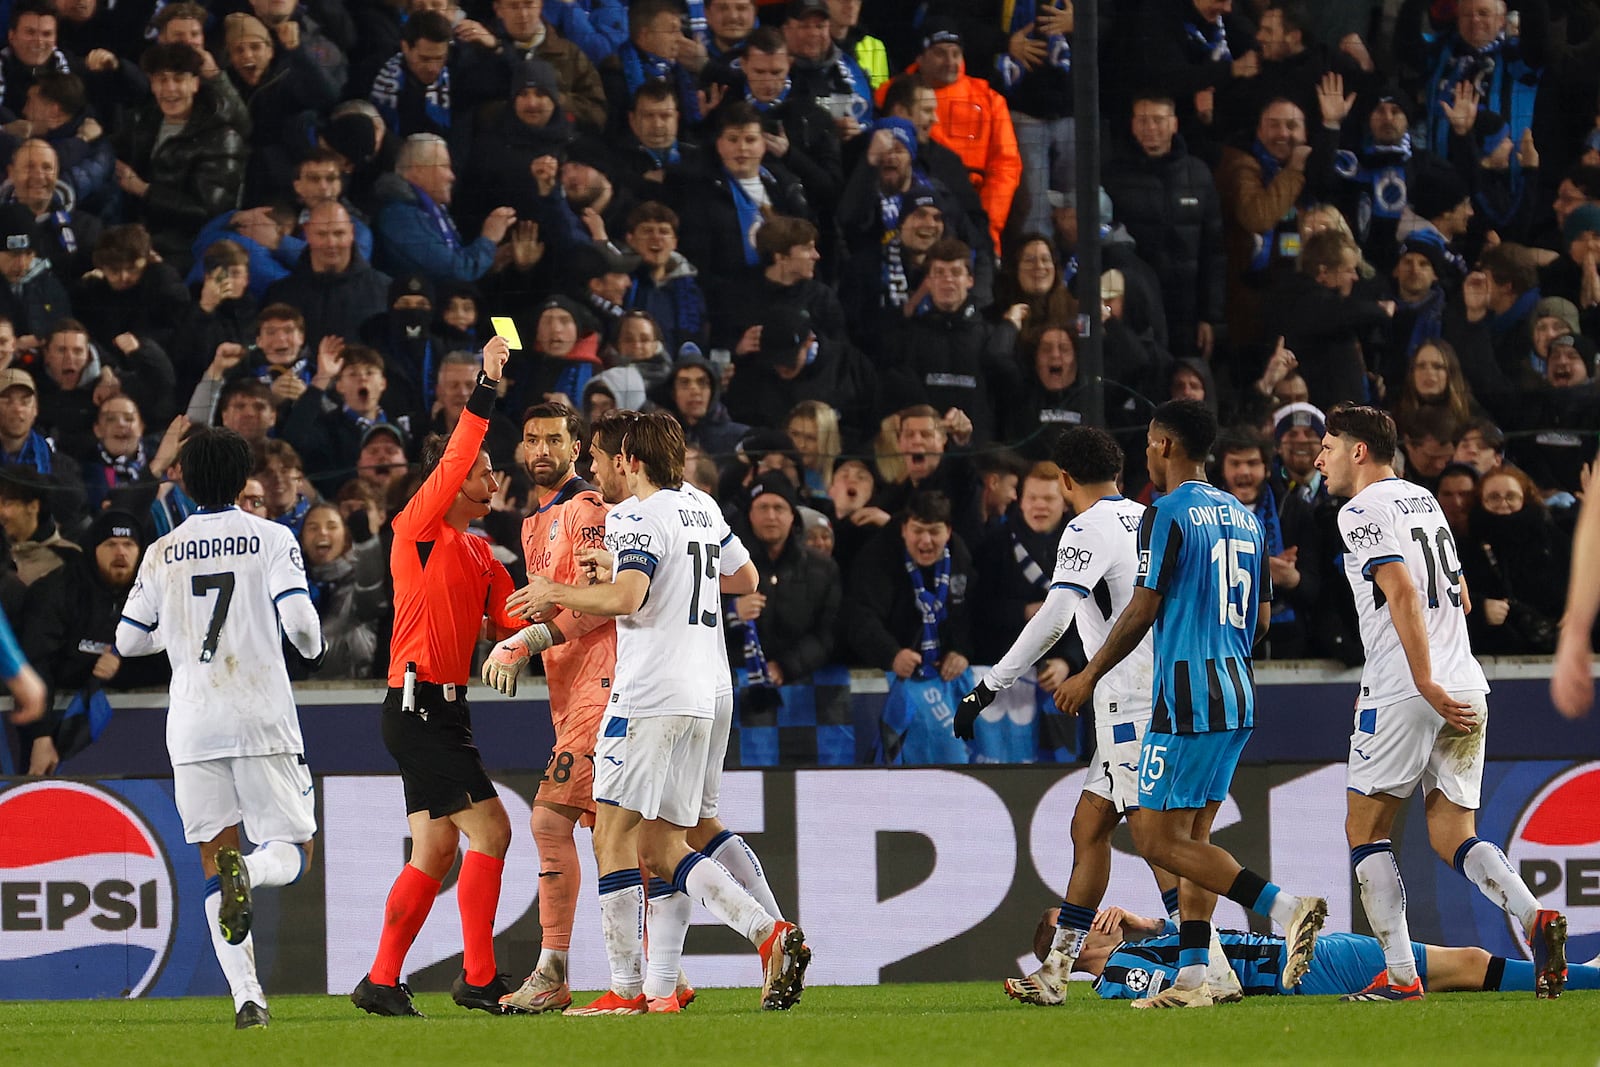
[{"x1": 1028, "y1": 906, "x2": 1600, "y2": 1001}]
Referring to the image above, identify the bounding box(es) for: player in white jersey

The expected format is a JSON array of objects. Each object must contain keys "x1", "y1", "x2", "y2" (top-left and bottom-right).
[
  {"x1": 1317, "y1": 405, "x2": 1567, "y2": 1001},
  {"x1": 511, "y1": 412, "x2": 810, "y2": 1013},
  {"x1": 115, "y1": 427, "x2": 326, "y2": 1029},
  {"x1": 951, "y1": 427, "x2": 1208, "y2": 1005}
]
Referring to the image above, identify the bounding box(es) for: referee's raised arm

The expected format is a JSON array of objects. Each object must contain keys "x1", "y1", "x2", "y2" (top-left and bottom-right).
[{"x1": 392, "y1": 337, "x2": 511, "y2": 543}]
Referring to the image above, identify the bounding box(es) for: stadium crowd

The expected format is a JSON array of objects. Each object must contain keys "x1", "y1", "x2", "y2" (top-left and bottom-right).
[{"x1": 2, "y1": 0, "x2": 1596, "y2": 772}]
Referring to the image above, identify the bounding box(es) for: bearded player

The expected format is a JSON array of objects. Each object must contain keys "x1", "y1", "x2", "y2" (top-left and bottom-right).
[{"x1": 482, "y1": 401, "x2": 615, "y2": 1014}]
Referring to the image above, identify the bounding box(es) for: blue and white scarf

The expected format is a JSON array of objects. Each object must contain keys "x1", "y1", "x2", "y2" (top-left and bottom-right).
[
  {"x1": 97, "y1": 442, "x2": 146, "y2": 484},
  {"x1": 370, "y1": 50, "x2": 451, "y2": 132},
  {"x1": 1, "y1": 429, "x2": 53, "y2": 474},
  {"x1": 619, "y1": 42, "x2": 703, "y2": 123},
  {"x1": 1246, "y1": 139, "x2": 1289, "y2": 271},
  {"x1": 726, "y1": 168, "x2": 769, "y2": 266},
  {"x1": 275, "y1": 494, "x2": 312, "y2": 534},
  {"x1": 1183, "y1": 16, "x2": 1231, "y2": 62},
  {"x1": 746, "y1": 77, "x2": 791, "y2": 112},
  {"x1": 905, "y1": 545, "x2": 951, "y2": 677},
  {"x1": 996, "y1": 0, "x2": 1071, "y2": 90},
  {"x1": 412, "y1": 183, "x2": 463, "y2": 250},
  {"x1": 739, "y1": 615, "x2": 769, "y2": 687},
  {"x1": 1254, "y1": 481, "x2": 1292, "y2": 624}
]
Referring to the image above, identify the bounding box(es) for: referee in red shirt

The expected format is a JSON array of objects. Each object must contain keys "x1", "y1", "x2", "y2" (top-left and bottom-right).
[{"x1": 351, "y1": 336, "x2": 524, "y2": 1018}]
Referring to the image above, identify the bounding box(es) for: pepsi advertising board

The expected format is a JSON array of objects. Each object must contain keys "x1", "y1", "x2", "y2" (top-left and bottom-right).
[{"x1": 3, "y1": 761, "x2": 1598, "y2": 999}]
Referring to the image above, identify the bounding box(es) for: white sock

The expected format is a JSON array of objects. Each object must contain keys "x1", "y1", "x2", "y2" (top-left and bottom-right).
[
  {"x1": 535, "y1": 947, "x2": 568, "y2": 980},
  {"x1": 1036, "y1": 926, "x2": 1086, "y2": 984},
  {"x1": 1207, "y1": 927, "x2": 1239, "y2": 989},
  {"x1": 1268, "y1": 890, "x2": 1301, "y2": 928},
  {"x1": 242, "y1": 840, "x2": 303, "y2": 888},
  {"x1": 1354, "y1": 843, "x2": 1418, "y2": 984},
  {"x1": 677, "y1": 852, "x2": 773, "y2": 946},
  {"x1": 205, "y1": 888, "x2": 263, "y2": 1012},
  {"x1": 1458, "y1": 837, "x2": 1540, "y2": 933},
  {"x1": 597, "y1": 872, "x2": 644, "y2": 998},
  {"x1": 707, "y1": 832, "x2": 783, "y2": 921},
  {"x1": 643, "y1": 890, "x2": 693, "y2": 1000},
  {"x1": 1175, "y1": 963, "x2": 1206, "y2": 989}
]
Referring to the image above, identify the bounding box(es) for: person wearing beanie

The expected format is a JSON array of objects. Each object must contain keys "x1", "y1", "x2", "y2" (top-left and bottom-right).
[
  {"x1": 14, "y1": 505, "x2": 166, "y2": 775},
  {"x1": 729, "y1": 469, "x2": 842, "y2": 688},
  {"x1": 722, "y1": 296, "x2": 873, "y2": 436},
  {"x1": 892, "y1": 17, "x2": 1020, "y2": 251},
  {"x1": 1329, "y1": 91, "x2": 1421, "y2": 275},
  {"x1": 1517, "y1": 294, "x2": 1584, "y2": 386},
  {"x1": 457, "y1": 57, "x2": 576, "y2": 234},
  {"x1": 1536, "y1": 201, "x2": 1600, "y2": 340}
]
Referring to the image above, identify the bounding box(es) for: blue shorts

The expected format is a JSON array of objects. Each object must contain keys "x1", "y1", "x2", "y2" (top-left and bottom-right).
[
  {"x1": 1291, "y1": 932, "x2": 1428, "y2": 996},
  {"x1": 1137, "y1": 729, "x2": 1251, "y2": 811}
]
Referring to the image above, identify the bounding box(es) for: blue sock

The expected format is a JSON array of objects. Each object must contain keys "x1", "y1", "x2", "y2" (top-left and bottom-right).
[
  {"x1": 1494, "y1": 959, "x2": 1600, "y2": 992},
  {"x1": 1161, "y1": 887, "x2": 1181, "y2": 922},
  {"x1": 1057, "y1": 902, "x2": 1096, "y2": 932},
  {"x1": 1177, "y1": 920, "x2": 1210, "y2": 971}
]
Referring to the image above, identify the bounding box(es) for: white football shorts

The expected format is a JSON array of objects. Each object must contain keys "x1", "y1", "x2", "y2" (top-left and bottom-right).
[
  {"x1": 1347, "y1": 691, "x2": 1489, "y2": 808},
  {"x1": 1084, "y1": 719, "x2": 1147, "y2": 813},
  {"x1": 173, "y1": 753, "x2": 317, "y2": 845},
  {"x1": 701, "y1": 690, "x2": 733, "y2": 821},
  {"x1": 593, "y1": 713, "x2": 712, "y2": 827}
]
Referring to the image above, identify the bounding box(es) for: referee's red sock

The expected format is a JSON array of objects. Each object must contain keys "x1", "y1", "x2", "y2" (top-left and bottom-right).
[
  {"x1": 459, "y1": 850, "x2": 505, "y2": 986},
  {"x1": 371, "y1": 863, "x2": 441, "y2": 986}
]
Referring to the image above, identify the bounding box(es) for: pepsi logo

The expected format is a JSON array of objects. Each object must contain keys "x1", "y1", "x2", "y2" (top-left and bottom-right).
[
  {"x1": 0, "y1": 781, "x2": 176, "y2": 997},
  {"x1": 1506, "y1": 762, "x2": 1600, "y2": 959}
]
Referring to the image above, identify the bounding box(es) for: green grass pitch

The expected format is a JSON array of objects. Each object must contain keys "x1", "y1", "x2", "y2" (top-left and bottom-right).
[{"x1": 4, "y1": 984, "x2": 1598, "y2": 1066}]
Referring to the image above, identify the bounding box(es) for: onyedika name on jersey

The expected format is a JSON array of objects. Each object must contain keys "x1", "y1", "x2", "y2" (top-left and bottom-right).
[
  {"x1": 1393, "y1": 495, "x2": 1439, "y2": 515},
  {"x1": 1185, "y1": 503, "x2": 1248, "y2": 527},
  {"x1": 162, "y1": 534, "x2": 262, "y2": 564}
]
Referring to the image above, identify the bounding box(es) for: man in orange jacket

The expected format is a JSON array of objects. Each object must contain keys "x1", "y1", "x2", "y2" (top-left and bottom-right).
[{"x1": 885, "y1": 18, "x2": 1021, "y2": 253}]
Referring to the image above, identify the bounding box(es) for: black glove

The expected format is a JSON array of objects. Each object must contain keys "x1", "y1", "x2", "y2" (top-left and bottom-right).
[{"x1": 953, "y1": 681, "x2": 997, "y2": 740}]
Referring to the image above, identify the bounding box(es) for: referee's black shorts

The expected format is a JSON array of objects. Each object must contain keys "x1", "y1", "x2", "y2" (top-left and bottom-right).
[{"x1": 381, "y1": 683, "x2": 498, "y2": 818}]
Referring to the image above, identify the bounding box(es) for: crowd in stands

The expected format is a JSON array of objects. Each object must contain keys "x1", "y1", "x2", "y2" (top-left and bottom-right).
[{"x1": 2, "y1": 0, "x2": 1596, "y2": 771}]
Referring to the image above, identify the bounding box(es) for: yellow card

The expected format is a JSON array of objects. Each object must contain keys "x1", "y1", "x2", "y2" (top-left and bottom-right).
[{"x1": 490, "y1": 316, "x2": 523, "y2": 350}]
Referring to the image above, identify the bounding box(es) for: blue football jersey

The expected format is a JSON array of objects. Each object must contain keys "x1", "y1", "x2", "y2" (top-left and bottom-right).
[
  {"x1": 1136, "y1": 481, "x2": 1271, "y2": 734},
  {"x1": 1095, "y1": 928, "x2": 1286, "y2": 999}
]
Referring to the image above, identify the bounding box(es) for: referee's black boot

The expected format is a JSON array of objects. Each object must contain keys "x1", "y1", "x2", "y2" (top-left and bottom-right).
[
  {"x1": 452, "y1": 972, "x2": 513, "y2": 1013},
  {"x1": 351, "y1": 974, "x2": 425, "y2": 1017},
  {"x1": 234, "y1": 1001, "x2": 270, "y2": 1029}
]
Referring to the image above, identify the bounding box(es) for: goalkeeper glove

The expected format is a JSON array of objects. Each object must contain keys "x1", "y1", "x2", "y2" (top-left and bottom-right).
[
  {"x1": 481, "y1": 623, "x2": 555, "y2": 697},
  {"x1": 953, "y1": 681, "x2": 997, "y2": 740}
]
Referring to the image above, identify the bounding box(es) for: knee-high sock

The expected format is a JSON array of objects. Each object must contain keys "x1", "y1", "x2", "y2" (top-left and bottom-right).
[
  {"x1": 532, "y1": 814, "x2": 579, "y2": 954},
  {"x1": 1175, "y1": 920, "x2": 1209, "y2": 990},
  {"x1": 597, "y1": 868, "x2": 644, "y2": 998},
  {"x1": 1225, "y1": 869, "x2": 1302, "y2": 928},
  {"x1": 370, "y1": 864, "x2": 441, "y2": 986},
  {"x1": 1489, "y1": 958, "x2": 1600, "y2": 991},
  {"x1": 205, "y1": 877, "x2": 263, "y2": 1012},
  {"x1": 1039, "y1": 901, "x2": 1095, "y2": 983},
  {"x1": 643, "y1": 881, "x2": 693, "y2": 1000},
  {"x1": 458, "y1": 850, "x2": 504, "y2": 986},
  {"x1": 1353, "y1": 841, "x2": 1418, "y2": 983},
  {"x1": 1455, "y1": 837, "x2": 1540, "y2": 934},
  {"x1": 705, "y1": 830, "x2": 782, "y2": 921},
  {"x1": 243, "y1": 840, "x2": 303, "y2": 888},
  {"x1": 673, "y1": 852, "x2": 772, "y2": 947}
]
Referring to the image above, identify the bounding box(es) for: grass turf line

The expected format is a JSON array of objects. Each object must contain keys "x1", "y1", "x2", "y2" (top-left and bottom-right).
[{"x1": 2, "y1": 983, "x2": 1597, "y2": 1066}]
